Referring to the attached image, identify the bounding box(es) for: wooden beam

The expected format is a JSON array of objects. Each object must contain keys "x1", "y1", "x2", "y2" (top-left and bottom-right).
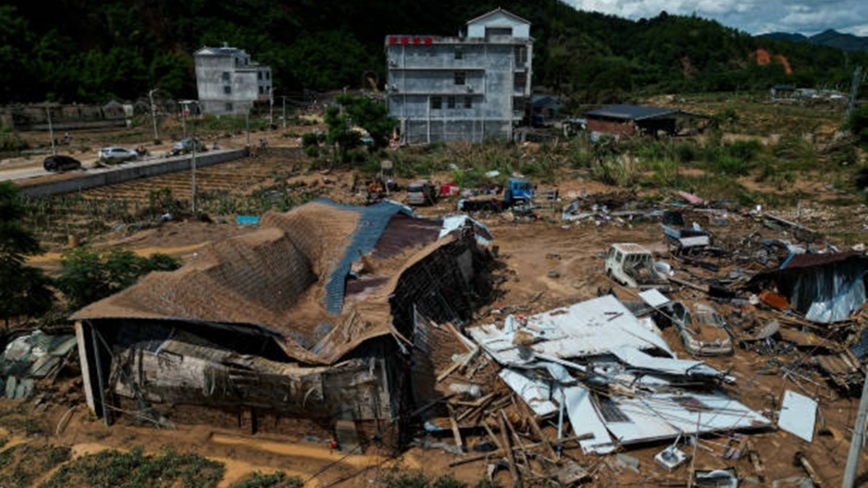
[
  {"x1": 448, "y1": 405, "x2": 464, "y2": 452},
  {"x1": 517, "y1": 398, "x2": 558, "y2": 461},
  {"x1": 498, "y1": 410, "x2": 520, "y2": 485}
]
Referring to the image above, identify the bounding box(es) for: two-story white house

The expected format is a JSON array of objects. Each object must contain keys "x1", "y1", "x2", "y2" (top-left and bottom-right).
[
  {"x1": 385, "y1": 8, "x2": 533, "y2": 145},
  {"x1": 194, "y1": 43, "x2": 272, "y2": 115}
]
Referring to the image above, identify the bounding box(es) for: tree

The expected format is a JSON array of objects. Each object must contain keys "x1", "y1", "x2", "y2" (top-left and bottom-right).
[
  {"x1": 55, "y1": 247, "x2": 181, "y2": 311},
  {"x1": 0, "y1": 181, "x2": 53, "y2": 329},
  {"x1": 324, "y1": 94, "x2": 396, "y2": 164}
]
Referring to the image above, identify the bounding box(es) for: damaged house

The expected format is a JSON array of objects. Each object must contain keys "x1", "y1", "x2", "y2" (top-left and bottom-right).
[
  {"x1": 71, "y1": 199, "x2": 495, "y2": 445},
  {"x1": 745, "y1": 251, "x2": 868, "y2": 323}
]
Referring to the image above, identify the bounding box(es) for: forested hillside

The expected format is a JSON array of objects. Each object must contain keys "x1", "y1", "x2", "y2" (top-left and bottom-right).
[{"x1": 2, "y1": 0, "x2": 866, "y2": 105}]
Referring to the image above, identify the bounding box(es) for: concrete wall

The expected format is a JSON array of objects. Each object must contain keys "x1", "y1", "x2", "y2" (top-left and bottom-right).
[
  {"x1": 467, "y1": 10, "x2": 531, "y2": 39},
  {"x1": 19, "y1": 149, "x2": 246, "y2": 198},
  {"x1": 195, "y1": 53, "x2": 272, "y2": 115},
  {"x1": 385, "y1": 26, "x2": 532, "y2": 144}
]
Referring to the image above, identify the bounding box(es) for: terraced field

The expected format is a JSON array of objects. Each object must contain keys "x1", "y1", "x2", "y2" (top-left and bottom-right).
[{"x1": 22, "y1": 149, "x2": 342, "y2": 247}]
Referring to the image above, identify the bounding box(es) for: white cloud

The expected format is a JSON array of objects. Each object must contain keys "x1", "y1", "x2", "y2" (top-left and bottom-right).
[{"x1": 562, "y1": 0, "x2": 868, "y2": 35}]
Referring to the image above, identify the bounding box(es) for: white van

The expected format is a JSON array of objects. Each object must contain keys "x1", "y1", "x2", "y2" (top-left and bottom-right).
[{"x1": 605, "y1": 243, "x2": 669, "y2": 290}]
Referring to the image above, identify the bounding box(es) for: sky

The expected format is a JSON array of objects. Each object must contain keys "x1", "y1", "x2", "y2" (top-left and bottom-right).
[{"x1": 562, "y1": 0, "x2": 868, "y2": 36}]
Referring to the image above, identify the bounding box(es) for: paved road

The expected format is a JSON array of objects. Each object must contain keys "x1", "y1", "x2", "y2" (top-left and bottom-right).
[{"x1": 0, "y1": 149, "x2": 236, "y2": 183}]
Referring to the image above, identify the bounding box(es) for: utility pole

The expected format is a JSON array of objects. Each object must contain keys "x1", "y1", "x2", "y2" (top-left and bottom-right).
[
  {"x1": 149, "y1": 88, "x2": 160, "y2": 143},
  {"x1": 46, "y1": 105, "x2": 56, "y2": 156},
  {"x1": 269, "y1": 87, "x2": 274, "y2": 126},
  {"x1": 842, "y1": 373, "x2": 868, "y2": 488},
  {"x1": 245, "y1": 107, "x2": 251, "y2": 149},
  {"x1": 189, "y1": 101, "x2": 199, "y2": 214},
  {"x1": 844, "y1": 65, "x2": 864, "y2": 131}
]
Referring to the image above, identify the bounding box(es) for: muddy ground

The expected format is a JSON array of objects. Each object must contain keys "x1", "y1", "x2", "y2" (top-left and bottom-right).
[{"x1": 2, "y1": 127, "x2": 868, "y2": 486}]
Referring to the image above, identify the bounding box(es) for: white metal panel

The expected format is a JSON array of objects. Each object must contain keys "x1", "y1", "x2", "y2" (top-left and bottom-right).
[
  {"x1": 635, "y1": 393, "x2": 771, "y2": 434},
  {"x1": 778, "y1": 390, "x2": 817, "y2": 442},
  {"x1": 469, "y1": 295, "x2": 674, "y2": 368},
  {"x1": 610, "y1": 347, "x2": 722, "y2": 378},
  {"x1": 560, "y1": 385, "x2": 615, "y2": 454},
  {"x1": 639, "y1": 289, "x2": 670, "y2": 308},
  {"x1": 499, "y1": 368, "x2": 558, "y2": 417}
]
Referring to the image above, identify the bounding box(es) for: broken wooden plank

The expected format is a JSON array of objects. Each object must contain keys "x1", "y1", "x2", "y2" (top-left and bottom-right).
[
  {"x1": 668, "y1": 275, "x2": 709, "y2": 293},
  {"x1": 796, "y1": 452, "x2": 824, "y2": 486},
  {"x1": 448, "y1": 405, "x2": 464, "y2": 452},
  {"x1": 498, "y1": 410, "x2": 520, "y2": 485},
  {"x1": 436, "y1": 360, "x2": 464, "y2": 383},
  {"x1": 516, "y1": 393, "x2": 558, "y2": 462}
]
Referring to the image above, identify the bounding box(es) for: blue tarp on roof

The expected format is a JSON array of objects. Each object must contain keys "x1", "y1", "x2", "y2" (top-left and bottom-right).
[
  {"x1": 319, "y1": 199, "x2": 415, "y2": 314},
  {"x1": 585, "y1": 104, "x2": 677, "y2": 121}
]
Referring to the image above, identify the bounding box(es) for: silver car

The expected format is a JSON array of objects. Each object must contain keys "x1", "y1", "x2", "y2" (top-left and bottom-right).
[{"x1": 98, "y1": 147, "x2": 138, "y2": 163}]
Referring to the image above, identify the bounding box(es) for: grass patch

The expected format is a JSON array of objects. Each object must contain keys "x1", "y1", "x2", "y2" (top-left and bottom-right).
[
  {"x1": 40, "y1": 445, "x2": 225, "y2": 488},
  {"x1": 0, "y1": 444, "x2": 71, "y2": 488},
  {"x1": 229, "y1": 471, "x2": 302, "y2": 488}
]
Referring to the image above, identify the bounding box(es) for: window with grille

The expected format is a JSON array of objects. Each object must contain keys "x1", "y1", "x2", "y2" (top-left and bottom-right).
[
  {"x1": 431, "y1": 96, "x2": 442, "y2": 110},
  {"x1": 463, "y1": 96, "x2": 472, "y2": 109},
  {"x1": 447, "y1": 96, "x2": 456, "y2": 109},
  {"x1": 455, "y1": 46, "x2": 464, "y2": 60},
  {"x1": 514, "y1": 71, "x2": 527, "y2": 89},
  {"x1": 454, "y1": 71, "x2": 466, "y2": 85},
  {"x1": 224, "y1": 86, "x2": 232, "y2": 94},
  {"x1": 222, "y1": 72, "x2": 230, "y2": 82},
  {"x1": 514, "y1": 46, "x2": 528, "y2": 66}
]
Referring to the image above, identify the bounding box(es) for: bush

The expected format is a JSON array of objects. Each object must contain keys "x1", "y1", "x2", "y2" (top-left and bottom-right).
[{"x1": 229, "y1": 471, "x2": 302, "y2": 488}]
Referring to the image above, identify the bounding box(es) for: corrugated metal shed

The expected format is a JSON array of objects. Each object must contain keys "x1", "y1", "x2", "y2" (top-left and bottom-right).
[{"x1": 585, "y1": 105, "x2": 678, "y2": 121}]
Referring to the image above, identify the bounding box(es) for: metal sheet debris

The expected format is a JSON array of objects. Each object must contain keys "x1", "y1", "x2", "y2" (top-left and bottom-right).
[
  {"x1": 499, "y1": 368, "x2": 558, "y2": 417},
  {"x1": 778, "y1": 390, "x2": 817, "y2": 443},
  {"x1": 468, "y1": 295, "x2": 674, "y2": 366},
  {"x1": 639, "y1": 289, "x2": 670, "y2": 308}
]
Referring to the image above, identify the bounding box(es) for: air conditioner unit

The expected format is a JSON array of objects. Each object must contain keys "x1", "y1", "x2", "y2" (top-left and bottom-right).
[
  {"x1": 466, "y1": 84, "x2": 474, "y2": 93},
  {"x1": 390, "y1": 84, "x2": 399, "y2": 92},
  {"x1": 388, "y1": 59, "x2": 397, "y2": 67}
]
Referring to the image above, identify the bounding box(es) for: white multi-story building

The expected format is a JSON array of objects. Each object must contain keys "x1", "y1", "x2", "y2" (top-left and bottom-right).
[
  {"x1": 385, "y1": 8, "x2": 533, "y2": 144},
  {"x1": 194, "y1": 43, "x2": 272, "y2": 115}
]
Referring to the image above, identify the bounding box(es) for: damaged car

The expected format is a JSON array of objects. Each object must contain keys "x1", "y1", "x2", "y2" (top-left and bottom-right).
[{"x1": 659, "y1": 301, "x2": 733, "y2": 356}]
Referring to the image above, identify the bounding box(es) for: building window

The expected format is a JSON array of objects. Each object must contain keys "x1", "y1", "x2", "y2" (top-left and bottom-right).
[
  {"x1": 226, "y1": 103, "x2": 233, "y2": 112},
  {"x1": 266, "y1": 72, "x2": 271, "y2": 80},
  {"x1": 486, "y1": 27, "x2": 512, "y2": 38},
  {"x1": 463, "y1": 96, "x2": 472, "y2": 109},
  {"x1": 447, "y1": 96, "x2": 456, "y2": 109},
  {"x1": 454, "y1": 46, "x2": 464, "y2": 60},
  {"x1": 514, "y1": 71, "x2": 527, "y2": 89},
  {"x1": 513, "y1": 97, "x2": 526, "y2": 112},
  {"x1": 514, "y1": 46, "x2": 528, "y2": 66},
  {"x1": 259, "y1": 86, "x2": 264, "y2": 94},
  {"x1": 454, "y1": 71, "x2": 466, "y2": 85},
  {"x1": 431, "y1": 96, "x2": 442, "y2": 110},
  {"x1": 224, "y1": 86, "x2": 232, "y2": 95},
  {"x1": 222, "y1": 72, "x2": 230, "y2": 82},
  {"x1": 258, "y1": 71, "x2": 263, "y2": 80}
]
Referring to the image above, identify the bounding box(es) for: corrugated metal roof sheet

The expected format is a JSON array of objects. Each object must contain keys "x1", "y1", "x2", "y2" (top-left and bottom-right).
[
  {"x1": 72, "y1": 199, "x2": 491, "y2": 365},
  {"x1": 585, "y1": 104, "x2": 678, "y2": 121},
  {"x1": 468, "y1": 295, "x2": 673, "y2": 366},
  {"x1": 781, "y1": 251, "x2": 865, "y2": 270}
]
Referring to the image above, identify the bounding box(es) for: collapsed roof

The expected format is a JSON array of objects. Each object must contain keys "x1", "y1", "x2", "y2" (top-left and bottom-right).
[{"x1": 72, "y1": 199, "x2": 493, "y2": 365}]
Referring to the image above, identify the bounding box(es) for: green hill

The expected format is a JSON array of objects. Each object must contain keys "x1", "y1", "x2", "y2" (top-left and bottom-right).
[{"x1": 1, "y1": 0, "x2": 866, "y2": 105}]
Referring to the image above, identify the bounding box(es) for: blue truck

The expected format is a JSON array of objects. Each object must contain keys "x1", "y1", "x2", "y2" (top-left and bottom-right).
[{"x1": 458, "y1": 178, "x2": 535, "y2": 212}]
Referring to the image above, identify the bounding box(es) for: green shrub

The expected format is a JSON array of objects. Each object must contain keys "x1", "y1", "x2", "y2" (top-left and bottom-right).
[{"x1": 229, "y1": 471, "x2": 302, "y2": 488}]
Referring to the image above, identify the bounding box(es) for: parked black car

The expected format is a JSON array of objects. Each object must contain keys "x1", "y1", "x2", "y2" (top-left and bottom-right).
[{"x1": 43, "y1": 155, "x2": 82, "y2": 172}]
